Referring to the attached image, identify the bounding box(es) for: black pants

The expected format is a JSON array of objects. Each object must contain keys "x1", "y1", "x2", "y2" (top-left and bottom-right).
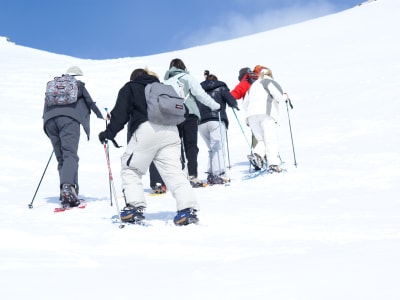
[
  {"x1": 178, "y1": 114, "x2": 199, "y2": 177},
  {"x1": 149, "y1": 162, "x2": 165, "y2": 187},
  {"x1": 45, "y1": 116, "x2": 80, "y2": 192}
]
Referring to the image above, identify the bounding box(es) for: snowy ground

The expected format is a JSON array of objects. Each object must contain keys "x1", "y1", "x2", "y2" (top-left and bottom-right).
[{"x1": 1, "y1": 1, "x2": 399, "y2": 299}]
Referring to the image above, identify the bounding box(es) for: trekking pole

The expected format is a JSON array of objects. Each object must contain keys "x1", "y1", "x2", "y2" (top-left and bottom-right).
[
  {"x1": 104, "y1": 108, "x2": 112, "y2": 206},
  {"x1": 217, "y1": 111, "x2": 227, "y2": 177},
  {"x1": 103, "y1": 140, "x2": 124, "y2": 228},
  {"x1": 28, "y1": 150, "x2": 54, "y2": 209},
  {"x1": 225, "y1": 130, "x2": 231, "y2": 169},
  {"x1": 232, "y1": 108, "x2": 252, "y2": 150},
  {"x1": 284, "y1": 93, "x2": 298, "y2": 167},
  {"x1": 232, "y1": 108, "x2": 255, "y2": 172}
]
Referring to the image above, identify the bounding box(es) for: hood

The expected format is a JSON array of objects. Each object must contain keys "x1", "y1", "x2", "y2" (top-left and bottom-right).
[
  {"x1": 164, "y1": 66, "x2": 187, "y2": 81},
  {"x1": 200, "y1": 80, "x2": 227, "y2": 92},
  {"x1": 132, "y1": 74, "x2": 160, "y2": 86}
]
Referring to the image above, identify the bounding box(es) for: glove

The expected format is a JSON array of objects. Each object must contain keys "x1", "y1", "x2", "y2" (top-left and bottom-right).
[
  {"x1": 99, "y1": 131, "x2": 109, "y2": 144},
  {"x1": 233, "y1": 106, "x2": 240, "y2": 111},
  {"x1": 212, "y1": 106, "x2": 221, "y2": 112}
]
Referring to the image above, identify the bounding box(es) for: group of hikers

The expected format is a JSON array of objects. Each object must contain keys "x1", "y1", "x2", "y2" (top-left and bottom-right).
[{"x1": 42, "y1": 58, "x2": 287, "y2": 226}]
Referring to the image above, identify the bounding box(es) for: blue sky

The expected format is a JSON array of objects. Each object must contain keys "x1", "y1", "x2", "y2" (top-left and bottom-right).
[{"x1": 1, "y1": 0, "x2": 362, "y2": 59}]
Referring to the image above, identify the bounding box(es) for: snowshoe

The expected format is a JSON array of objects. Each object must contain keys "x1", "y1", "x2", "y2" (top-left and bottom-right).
[
  {"x1": 120, "y1": 205, "x2": 145, "y2": 223},
  {"x1": 173, "y1": 208, "x2": 199, "y2": 226}
]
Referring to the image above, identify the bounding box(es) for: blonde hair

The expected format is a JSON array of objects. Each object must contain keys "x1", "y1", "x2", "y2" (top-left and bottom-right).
[
  {"x1": 259, "y1": 67, "x2": 273, "y2": 79},
  {"x1": 144, "y1": 67, "x2": 159, "y2": 79}
]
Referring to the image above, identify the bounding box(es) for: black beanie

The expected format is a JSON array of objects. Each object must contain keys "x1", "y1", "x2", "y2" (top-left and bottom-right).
[{"x1": 238, "y1": 67, "x2": 251, "y2": 81}]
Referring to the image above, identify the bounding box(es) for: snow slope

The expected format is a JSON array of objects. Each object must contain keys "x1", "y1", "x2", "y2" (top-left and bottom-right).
[{"x1": 0, "y1": 0, "x2": 399, "y2": 299}]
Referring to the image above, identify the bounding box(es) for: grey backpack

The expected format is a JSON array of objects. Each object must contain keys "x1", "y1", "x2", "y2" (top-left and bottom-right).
[{"x1": 144, "y1": 82, "x2": 187, "y2": 126}]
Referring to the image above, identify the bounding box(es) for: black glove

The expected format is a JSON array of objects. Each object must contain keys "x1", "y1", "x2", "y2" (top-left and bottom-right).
[
  {"x1": 233, "y1": 106, "x2": 240, "y2": 111},
  {"x1": 99, "y1": 131, "x2": 109, "y2": 144}
]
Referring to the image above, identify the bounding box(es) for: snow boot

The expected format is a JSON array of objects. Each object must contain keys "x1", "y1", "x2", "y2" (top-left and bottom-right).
[
  {"x1": 60, "y1": 184, "x2": 80, "y2": 208},
  {"x1": 173, "y1": 208, "x2": 199, "y2": 226},
  {"x1": 151, "y1": 183, "x2": 167, "y2": 194},
  {"x1": 247, "y1": 153, "x2": 264, "y2": 170},
  {"x1": 120, "y1": 204, "x2": 145, "y2": 223},
  {"x1": 189, "y1": 176, "x2": 205, "y2": 188},
  {"x1": 207, "y1": 173, "x2": 230, "y2": 185},
  {"x1": 268, "y1": 165, "x2": 283, "y2": 173}
]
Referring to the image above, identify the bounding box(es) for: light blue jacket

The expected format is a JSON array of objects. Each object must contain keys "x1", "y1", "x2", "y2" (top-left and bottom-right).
[{"x1": 164, "y1": 67, "x2": 220, "y2": 120}]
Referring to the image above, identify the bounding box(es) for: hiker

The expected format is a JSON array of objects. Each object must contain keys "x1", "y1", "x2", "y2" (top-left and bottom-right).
[
  {"x1": 164, "y1": 58, "x2": 220, "y2": 187},
  {"x1": 126, "y1": 85, "x2": 166, "y2": 195},
  {"x1": 98, "y1": 68, "x2": 199, "y2": 226},
  {"x1": 242, "y1": 67, "x2": 285, "y2": 173},
  {"x1": 199, "y1": 71, "x2": 238, "y2": 185},
  {"x1": 43, "y1": 66, "x2": 104, "y2": 208},
  {"x1": 231, "y1": 66, "x2": 269, "y2": 170}
]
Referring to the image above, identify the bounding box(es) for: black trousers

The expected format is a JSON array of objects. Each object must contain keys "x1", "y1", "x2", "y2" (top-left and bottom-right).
[
  {"x1": 178, "y1": 114, "x2": 199, "y2": 178},
  {"x1": 149, "y1": 162, "x2": 165, "y2": 187}
]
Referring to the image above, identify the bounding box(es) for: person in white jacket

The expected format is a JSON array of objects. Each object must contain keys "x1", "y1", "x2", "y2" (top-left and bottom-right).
[{"x1": 242, "y1": 67, "x2": 285, "y2": 173}]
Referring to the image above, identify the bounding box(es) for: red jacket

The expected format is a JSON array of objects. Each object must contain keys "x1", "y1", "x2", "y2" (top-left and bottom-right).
[{"x1": 230, "y1": 73, "x2": 258, "y2": 100}]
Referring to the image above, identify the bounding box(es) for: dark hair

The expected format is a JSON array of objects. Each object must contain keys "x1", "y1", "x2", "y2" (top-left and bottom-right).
[
  {"x1": 169, "y1": 58, "x2": 186, "y2": 71},
  {"x1": 206, "y1": 74, "x2": 218, "y2": 81},
  {"x1": 130, "y1": 68, "x2": 148, "y2": 81},
  {"x1": 238, "y1": 67, "x2": 251, "y2": 81},
  {"x1": 204, "y1": 70, "x2": 218, "y2": 81}
]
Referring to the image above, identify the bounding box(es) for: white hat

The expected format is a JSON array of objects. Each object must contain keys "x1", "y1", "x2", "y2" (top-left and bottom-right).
[{"x1": 66, "y1": 66, "x2": 83, "y2": 76}]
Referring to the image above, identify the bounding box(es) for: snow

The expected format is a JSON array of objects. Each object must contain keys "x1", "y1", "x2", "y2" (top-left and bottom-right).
[{"x1": 1, "y1": 0, "x2": 400, "y2": 299}]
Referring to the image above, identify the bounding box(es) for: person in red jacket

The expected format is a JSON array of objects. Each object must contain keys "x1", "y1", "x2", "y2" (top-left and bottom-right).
[
  {"x1": 230, "y1": 66, "x2": 264, "y2": 169},
  {"x1": 230, "y1": 67, "x2": 258, "y2": 100}
]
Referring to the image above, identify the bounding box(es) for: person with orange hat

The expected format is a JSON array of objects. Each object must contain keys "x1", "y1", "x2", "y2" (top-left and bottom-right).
[
  {"x1": 230, "y1": 66, "x2": 264, "y2": 170},
  {"x1": 242, "y1": 66, "x2": 285, "y2": 173}
]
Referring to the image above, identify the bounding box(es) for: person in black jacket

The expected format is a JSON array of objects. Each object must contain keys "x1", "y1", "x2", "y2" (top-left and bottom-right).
[
  {"x1": 199, "y1": 71, "x2": 239, "y2": 184},
  {"x1": 43, "y1": 66, "x2": 104, "y2": 208},
  {"x1": 99, "y1": 68, "x2": 199, "y2": 226}
]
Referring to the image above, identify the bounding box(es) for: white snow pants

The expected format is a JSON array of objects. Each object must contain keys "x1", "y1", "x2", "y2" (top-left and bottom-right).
[
  {"x1": 198, "y1": 120, "x2": 227, "y2": 176},
  {"x1": 121, "y1": 121, "x2": 199, "y2": 211},
  {"x1": 248, "y1": 114, "x2": 280, "y2": 166}
]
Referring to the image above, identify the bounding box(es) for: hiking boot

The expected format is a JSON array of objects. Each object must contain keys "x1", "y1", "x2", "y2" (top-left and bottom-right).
[
  {"x1": 247, "y1": 153, "x2": 264, "y2": 170},
  {"x1": 120, "y1": 204, "x2": 145, "y2": 223},
  {"x1": 207, "y1": 173, "x2": 230, "y2": 185},
  {"x1": 189, "y1": 176, "x2": 204, "y2": 188},
  {"x1": 151, "y1": 183, "x2": 167, "y2": 194},
  {"x1": 268, "y1": 165, "x2": 282, "y2": 173},
  {"x1": 173, "y1": 208, "x2": 199, "y2": 226},
  {"x1": 60, "y1": 184, "x2": 80, "y2": 208}
]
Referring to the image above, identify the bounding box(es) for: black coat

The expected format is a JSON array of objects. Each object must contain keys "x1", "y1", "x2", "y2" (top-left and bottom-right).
[
  {"x1": 199, "y1": 80, "x2": 238, "y2": 128},
  {"x1": 105, "y1": 74, "x2": 159, "y2": 140}
]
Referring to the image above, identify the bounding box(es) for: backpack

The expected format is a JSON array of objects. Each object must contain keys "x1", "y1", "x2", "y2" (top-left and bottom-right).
[
  {"x1": 44, "y1": 74, "x2": 79, "y2": 106},
  {"x1": 144, "y1": 82, "x2": 187, "y2": 126},
  {"x1": 164, "y1": 73, "x2": 187, "y2": 98}
]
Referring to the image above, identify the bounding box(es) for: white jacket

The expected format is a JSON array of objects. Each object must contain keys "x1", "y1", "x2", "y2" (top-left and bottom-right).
[{"x1": 242, "y1": 76, "x2": 284, "y2": 124}]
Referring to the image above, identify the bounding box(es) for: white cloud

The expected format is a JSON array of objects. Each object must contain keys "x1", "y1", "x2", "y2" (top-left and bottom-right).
[{"x1": 181, "y1": 2, "x2": 336, "y2": 48}]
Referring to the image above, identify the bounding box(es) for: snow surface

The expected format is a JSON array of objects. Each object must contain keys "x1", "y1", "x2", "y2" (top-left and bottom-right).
[{"x1": 1, "y1": 0, "x2": 400, "y2": 299}]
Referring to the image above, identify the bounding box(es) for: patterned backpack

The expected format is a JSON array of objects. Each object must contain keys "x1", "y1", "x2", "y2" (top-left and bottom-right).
[{"x1": 45, "y1": 74, "x2": 79, "y2": 106}]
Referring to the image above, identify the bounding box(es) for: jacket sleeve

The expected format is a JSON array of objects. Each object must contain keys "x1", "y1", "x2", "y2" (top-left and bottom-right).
[
  {"x1": 81, "y1": 84, "x2": 104, "y2": 119},
  {"x1": 230, "y1": 77, "x2": 251, "y2": 100},
  {"x1": 222, "y1": 88, "x2": 239, "y2": 109},
  {"x1": 187, "y1": 75, "x2": 220, "y2": 111},
  {"x1": 105, "y1": 85, "x2": 132, "y2": 139},
  {"x1": 268, "y1": 82, "x2": 285, "y2": 103}
]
